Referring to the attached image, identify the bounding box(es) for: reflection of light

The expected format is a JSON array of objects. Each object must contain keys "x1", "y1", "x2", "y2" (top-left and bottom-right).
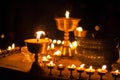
[{"x1": 53, "y1": 50, "x2": 61, "y2": 56}]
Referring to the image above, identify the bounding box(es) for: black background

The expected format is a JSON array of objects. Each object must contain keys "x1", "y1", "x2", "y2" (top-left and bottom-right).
[{"x1": 0, "y1": 0, "x2": 120, "y2": 49}]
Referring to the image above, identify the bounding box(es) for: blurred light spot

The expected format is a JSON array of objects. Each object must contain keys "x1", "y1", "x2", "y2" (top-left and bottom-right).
[{"x1": 1, "y1": 34, "x2": 5, "y2": 39}]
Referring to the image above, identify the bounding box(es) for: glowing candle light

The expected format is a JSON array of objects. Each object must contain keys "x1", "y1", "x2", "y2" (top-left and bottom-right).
[
  {"x1": 52, "y1": 39, "x2": 57, "y2": 44},
  {"x1": 53, "y1": 50, "x2": 61, "y2": 56},
  {"x1": 47, "y1": 61, "x2": 55, "y2": 67},
  {"x1": 46, "y1": 55, "x2": 52, "y2": 60},
  {"x1": 97, "y1": 65, "x2": 108, "y2": 73},
  {"x1": 85, "y1": 66, "x2": 95, "y2": 73},
  {"x1": 7, "y1": 46, "x2": 12, "y2": 51},
  {"x1": 36, "y1": 31, "x2": 45, "y2": 41},
  {"x1": 111, "y1": 70, "x2": 120, "y2": 75},
  {"x1": 57, "y1": 40, "x2": 61, "y2": 44},
  {"x1": 65, "y1": 10, "x2": 70, "y2": 18},
  {"x1": 11, "y1": 43, "x2": 15, "y2": 49}
]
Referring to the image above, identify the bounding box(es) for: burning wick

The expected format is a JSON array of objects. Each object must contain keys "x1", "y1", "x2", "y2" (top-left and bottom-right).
[
  {"x1": 65, "y1": 10, "x2": 70, "y2": 18},
  {"x1": 36, "y1": 31, "x2": 45, "y2": 42}
]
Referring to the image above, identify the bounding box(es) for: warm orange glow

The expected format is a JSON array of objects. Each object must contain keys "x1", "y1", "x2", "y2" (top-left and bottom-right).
[
  {"x1": 42, "y1": 56, "x2": 49, "y2": 61},
  {"x1": 36, "y1": 31, "x2": 45, "y2": 40},
  {"x1": 102, "y1": 65, "x2": 107, "y2": 70},
  {"x1": 52, "y1": 39, "x2": 57, "y2": 44},
  {"x1": 8, "y1": 46, "x2": 12, "y2": 50},
  {"x1": 46, "y1": 55, "x2": 52, "y2": 60},
  {"x1": 65, "y1": 10, "x2": 70, "y2": 18},
  {"x1": 53, "y1": 50, "x2": 61, "y2": 56},
  {"x1": 51, "y1": 43, "x2": 54, "y2": 49},
  {"x1": 80, "y1": 64, "x2": 85, "y2": 69},
  {"x1": 47, "y1": 61, "x2": 55, "y2": 67},
  {"x1": 11, "y1": 43, "x2": 15, "y2": 49},
  {"x1": 57, "y1": 40, "x2": 61, "y2": 44},
  {"x1": 115, "y1": 70, "x2": 119, "y2": 73},
  {"x1": 76, "y1": 27, "x2": 83, "y2": 32}
]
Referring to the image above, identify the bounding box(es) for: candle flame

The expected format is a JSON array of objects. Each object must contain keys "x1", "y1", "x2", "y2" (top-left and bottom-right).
[
  {"x1": 115, "y1": 70, "x2": 119, "y2": 73},
  {"x1": 51, "y1": 43, "x2": 54, "y2": 49},
  {"x1": 36, "y1": 31, "x2": 45, "y2": 40},
  {"x1": 80, "y1": 64, "x2": 85, "y2": 68},
  {"x1": 76, "y1": 27, "x2": 83, "y2": 32},
  {"x1": 89, "y1": 66, "x2": 92, "y2": 70},
  {"x1": 102, "y1": 65, "x2": 107, "y2": 70},
  {"x1": 8, "y1": 46, "x2": 12, "y2": 50},
  {"x1": 11, "y1": 43, "x2": 15, "y2": 49},
  {"x1": 65, "y1": 11, "x2": 70, "y2": 18},
  {"x1": 50, "y1": 61, "x2": 53, "y2": 64},
  {"x1": 59, "y1": 64, "x2": 63, "y2": 67},
  {"x1": 71, "y1": 64, "x2": 76, "y2": 68},
  {"x1": 57, "y1": 40, "x2": 61, "y2": 44},
  {"x1": 54, "y1": 50, "x2": 61, "y2": 56},
  {"x1": 52, "y1": 39, "x2": 57, "y2": 44}
]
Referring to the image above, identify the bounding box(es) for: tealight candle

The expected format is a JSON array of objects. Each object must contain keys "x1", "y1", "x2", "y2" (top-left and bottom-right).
[
  {"x1": 46, "y1": 55, "x2": 52, "y2": 60},
  {"x1": 76, "y1": 64, "x2": 85, "y2": 79},
  {"x1": 57, "y1": 64, "x2": 65, "y2": 77},
  {"x1": 85, "y1": 66, "x2": 95, "y2": 80},
  {"x1": 47, "y1": 61, "x2": 55, "y2": 75},
  {"x1": 67, "y1": 64, "x2": 76, "y2": 79},
  {"x1": 97, "y1": 65, "x2": 108, "y2": 80},
  {"x1": 111, "y1": 70, "x2": 120, "y2": 80},
  {"x1": 42, "y1": 56, "x2": 49, "y2": 68}
]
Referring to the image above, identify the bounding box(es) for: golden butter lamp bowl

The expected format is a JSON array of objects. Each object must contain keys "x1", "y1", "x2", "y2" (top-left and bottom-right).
[{"x1": 24, "y1": 38, "x2": 50, "y2": 54}]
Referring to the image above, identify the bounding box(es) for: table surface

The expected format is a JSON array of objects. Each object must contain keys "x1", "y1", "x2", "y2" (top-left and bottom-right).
[{"x1": 0, "y1": 47, "x2": 120, "y2": 80}]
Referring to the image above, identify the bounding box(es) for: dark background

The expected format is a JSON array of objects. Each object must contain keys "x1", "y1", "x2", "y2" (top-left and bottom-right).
[{"x1": 0, "y1": 0, "x2": 120, "y2": 49}]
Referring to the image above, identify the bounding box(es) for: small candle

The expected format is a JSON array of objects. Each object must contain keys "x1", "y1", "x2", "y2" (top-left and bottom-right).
[
  {"x1": 85, "y1": 66, "x2": 95, "y2": 73},
  {"x1": 67, "y1": 64, "x2": 76, "y2": 70},
  {"x1": 53, "y1": 50, "x2": 61, "y2": 56},
  {"x1": 47, "y1": 61, "x2": 55, "y2": 68},
  {"x1": 46, "y1": 55, "x2": 52, "y2": 60},
  {"x1": 42, "y1": 56, "x2": 49, "y2": 62},
  {"x1": 65, "y1": 10, "x2": 70, "y2": 18},
  {"x1": 36, "y1": 31, "x2": 45, "y2": 41},
  {"x1": 77, "y1": 64, "x2": 85, "y2": 71},
  {"x1": 57, "y1": 64, "x2": 65, "y2": 70},
  {"x1": 97, "y1": 65, "x2": 108, "y2": 74},
  {"x1": 111, "y1": 70, "x2": 120, "y2": 76}
]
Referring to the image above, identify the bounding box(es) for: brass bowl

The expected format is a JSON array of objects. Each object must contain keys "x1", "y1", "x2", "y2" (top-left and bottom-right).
[
  {"x1": 55, "y1": 17, "x2": 81, "y2": 32},
  {"x1": 24, "y1": 38, "x2": 50, "y2": 54}
]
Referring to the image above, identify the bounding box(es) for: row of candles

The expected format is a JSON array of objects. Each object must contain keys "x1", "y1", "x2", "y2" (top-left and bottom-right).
[
  {"x1": 40, "y1": 53, "x2": 120, "y2": 80},
  {"x1": 0, "y1": 43, "x2": 20, "y2": 57},
  {"x1": 43, "y1": 60, "x2": 120, "y2": 80}
]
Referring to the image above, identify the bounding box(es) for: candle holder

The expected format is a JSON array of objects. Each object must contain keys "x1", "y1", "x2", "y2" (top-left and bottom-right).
[
  {"x1": 24, "y1": 38, "x2": 50, "y2": 75},
  {"x1": 67, "y1": 64, "x2": 76, "y2": 79},
  {"x1": 111, "y1": 70, "x2": 120, "y2": 80},
  {"x1": 55, "y1": 13, "x2": 81, "y2": 57},
  {"x1": 85, "y1": 66, "x2": 95, "y2": 80},
  {"x1": 47, "y1": 61, "x2": 55, "y2": 76},
  {"x1": 57, "y1": 64, "x2": 65, "y2": 77},
  {"x1": 97, "y1": 69, "x2": 108, "y2": 80},
  {"x1": 76, "y1": 67, "x2": 85, "y2": 80}
]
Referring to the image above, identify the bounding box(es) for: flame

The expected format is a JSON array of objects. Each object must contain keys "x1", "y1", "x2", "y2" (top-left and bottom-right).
[
  {"x1": 102, "y1": 65, "x2": 107, "y2": 70},
  {"x1": 36, "y1": 31, "x2": 45, "y2": 40},
  {"x1": 52, "y1": 39, "x2": 57, "y2": 44},
  {"x1": 11, "y1": 43, "x2": 15, "y2": 49},
  {"x1": 54, "y1": 50, "x2": 61, "y2": 56},
  {"x1": 65, "y1": 11, "x2": 70, "y2": 18},
  {"x1": 51, "y1": 43, "x2": 54, "y2": 49},
  {"x1": 71, "y1": 64, "x2": 76, "y2": 68},
  {"x1": 76, "y1": 27, "x2": 83, "y2": 32},
  {"x1": 115, "y1": 70, "x2": 119, "y2": 73},
  {"x1": 80, "y1": 64, "x2": 85, "y2": 68},
  {"x1": 8, "y1": 46, "x2": 12, "y2": 50},
  {"x1": 89, "y1": 66, "x2": 93, "y2": 70},
  {"x1": 57, "y1": 40, "x2": 61, "y2": 44}
]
